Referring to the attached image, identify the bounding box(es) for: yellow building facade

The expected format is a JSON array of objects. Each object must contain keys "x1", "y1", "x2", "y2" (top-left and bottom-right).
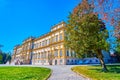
[
  {"x1": 12, "y1": 37, "x2": 34, "y2": 64},
  {"x1": 12, "y1": 21, "x2": 77, "y2": 65}
]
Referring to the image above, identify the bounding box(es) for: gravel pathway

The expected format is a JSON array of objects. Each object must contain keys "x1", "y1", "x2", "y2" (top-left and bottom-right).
[{"x1": 41, "y1": 65, "x2": 90, "y2": 80}]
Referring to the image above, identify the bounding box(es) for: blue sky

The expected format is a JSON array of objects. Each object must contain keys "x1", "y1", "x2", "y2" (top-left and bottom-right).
[{"x1": 0, "y1": 0, "x2": 80, "y2": 52}]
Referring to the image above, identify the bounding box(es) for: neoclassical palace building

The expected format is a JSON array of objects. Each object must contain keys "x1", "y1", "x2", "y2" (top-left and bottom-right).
[{"x1": 12, "y1": 21, "x2": 77, "y2": 65}]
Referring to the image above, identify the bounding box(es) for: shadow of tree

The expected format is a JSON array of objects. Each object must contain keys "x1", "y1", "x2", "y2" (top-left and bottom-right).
[
  {"x1": 89, "y1": 65, "x2": 120, "y2": 73},
  {"x1": 108, "y1": 65, "x2": 120, "y2": 73}
]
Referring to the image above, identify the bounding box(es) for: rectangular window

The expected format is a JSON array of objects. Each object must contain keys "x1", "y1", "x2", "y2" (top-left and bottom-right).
[
  {"x1": 38, "y1": 53, "x2": 40, "y2": 59},
  {"x1": 59, "y1": 34, "x2": 62, "y2": 41},
  {"x1": 36, "y1": 43, "x2": 38, "y2": 48},
  {"x1": 44, "y1": 60, "x2": 46, "y2": 63},
  {"x1": 40, "y1": 42, "x2": 41, "y2": 47},
  {"x1": 35, "y1": 54, "x2": 37, "y2": 59},
  {"x1": 43, "y1": 53, "x2": 44, "y2": 58},
  {"x1": 52, "y1": 37, "x2": 54, "y2": 43},
  {"x1": 35, "y1": 44, "x2": 37, "y2": 48},
  {"x1": 47, "y1": 39, "x2": 49, "y2": 45},
  {"x1": 53, "y1": 37, "x2": 55, "y2": 42},
  {"x1": 54, "y1": 51, "x2": 56, "y2": 57},
  {"x1": 41, "y1": 53, "x2": 43, "y2": 58},
  {"x1": 37, "y1": 54, "x2": 39, "y2": 59},
  {"x1": 42, "y1": 41, "x2": 44, "y2": 46},
  {"x1": 56, "y1": 35, "x2": 58, "y2": 42},
  {"x1": 60, "y1": 49, "x2": 62, "y2": 57},
  {"x1": 44, "y1": 41, "x2": 46, "y2": 46},
  {"x1": 44, "y1": 52, "x2": 46, "y2": 58},
  {"x1": 54, "y1": 50, "x2": 58, "y2": 57},
  {"x1": 45, "y1": 40, "x2": 47, "y2": 46},
  {"x1": 34, "y1": 44, "x2": 36, "y2": 49},
  {"x1": 72, "y1": 51, "x2": 74, "y2": 57},
  {"x1": 42, "y1": 52, "x2": 46, "y2": 58},
  {"x1": 49, "y1": 39, "x2": 50, "y2": 44},
  {"x1": 30, "y1": 44, "x2": 32, "y2": 49},
  {"x1": 66, "y1": 50, "x2": 69, "y2": 56}
]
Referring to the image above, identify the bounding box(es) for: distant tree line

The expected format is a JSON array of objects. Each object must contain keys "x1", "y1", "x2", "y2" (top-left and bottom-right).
[
  {"x1": 0, "y1": 51, "x2": 11, "y2": 64},
  {"x1": 0, "y1": 45, "x2": 11, "y2": 64}
]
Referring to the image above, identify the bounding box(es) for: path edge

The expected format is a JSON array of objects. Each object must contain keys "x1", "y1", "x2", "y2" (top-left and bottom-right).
[
  {"x1": 71, "y1": 67, "x2": 91, "y2": 80},
  {"x1": 45, "y1": 69, "x2": 53, "y2": 80}
]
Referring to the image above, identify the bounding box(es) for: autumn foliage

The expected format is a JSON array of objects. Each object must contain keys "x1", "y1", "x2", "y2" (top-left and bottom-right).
[{"x1": 74, "y1": 0, "x2": 120, "y2": 41}]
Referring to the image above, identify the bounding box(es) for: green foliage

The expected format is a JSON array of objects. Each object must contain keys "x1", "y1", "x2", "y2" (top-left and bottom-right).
[
  {"x1": 115, "y1": 40, "x2": 120, "y2": 62},
  {"x1": 65, "y1": 0, "x2": 110, "y2": 71},
  {"x1": 72, "y1": 65, "x2": 120, "y2": 80},
  {"x1": 0, "y1": 44, "x2": 11, "y2": 64},
  {"x1": 115, "y1": 22, "x2": 120, "y2": 54},
  {"x1": 116, "y1": 43, "x2": 120, "y2": 54},
  {"x1": 0, "y1": 54, "x2": 3, "y2": 64},
  {"x1": 65, "y1": 0, "x2": 109, "y2": 58},
  {"x1": 0, "y1": 54, "x2": 3, "y2": 60},
  {"x1": 0, "y1": 67, "x2": 51, "y2": 80},
  {"x1": 0, "y1": 52, "x2": 11, "y2": 64}
]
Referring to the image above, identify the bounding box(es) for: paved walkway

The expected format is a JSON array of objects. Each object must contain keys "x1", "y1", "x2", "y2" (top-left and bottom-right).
[
  {"x1": 40, "y1": 65, "x2": 90, "y2": 80},
  {"x1": 0, "y1": 64, "x2": 90, "y2": 80}
]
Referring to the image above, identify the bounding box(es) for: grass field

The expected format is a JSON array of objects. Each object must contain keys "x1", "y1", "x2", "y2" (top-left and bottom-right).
[
  {"x1": 72, "y1": 65, "x2": 120, "y2": 80},
  {"x1": 0, "y1": 66, "x2": 51, "y2": 80}
]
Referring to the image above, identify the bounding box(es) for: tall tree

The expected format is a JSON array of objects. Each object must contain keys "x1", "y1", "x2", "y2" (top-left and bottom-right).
[{"x1": 65, "y1": 0, "x2": 109, "y2": 71}]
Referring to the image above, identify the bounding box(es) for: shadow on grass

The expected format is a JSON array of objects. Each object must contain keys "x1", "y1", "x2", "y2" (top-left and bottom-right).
[
  {"x1": 108, "y1": 66, "x2": 120, "y2": 73},
  {"x1": 89, "y1": 65, "x2": 120, "y2": 73},
  {"x1": 23, "y1": 76, "x2": 34, "y2": 79}
]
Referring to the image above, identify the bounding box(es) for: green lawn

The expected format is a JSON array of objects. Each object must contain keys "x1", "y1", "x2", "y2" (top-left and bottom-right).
[
  {"x1": 72, "y1": 65, "x2": 120, "y2": 80},
  {"x1": 0, "y1": 66, "x2": 51, "y2": 80}
]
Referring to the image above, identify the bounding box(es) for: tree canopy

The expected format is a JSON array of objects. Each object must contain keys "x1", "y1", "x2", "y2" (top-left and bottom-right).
[{"x1": 65, "y1": 0, "x2": 109, "y2": 71}]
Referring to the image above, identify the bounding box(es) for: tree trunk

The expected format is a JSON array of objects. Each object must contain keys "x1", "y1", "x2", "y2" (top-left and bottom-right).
[
  {"x1": 99, "y1": 57, "x2": 108, "y2": 72},
  {"x1": 97, "y1": 49, "x2": 108, "y2": 72}
]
